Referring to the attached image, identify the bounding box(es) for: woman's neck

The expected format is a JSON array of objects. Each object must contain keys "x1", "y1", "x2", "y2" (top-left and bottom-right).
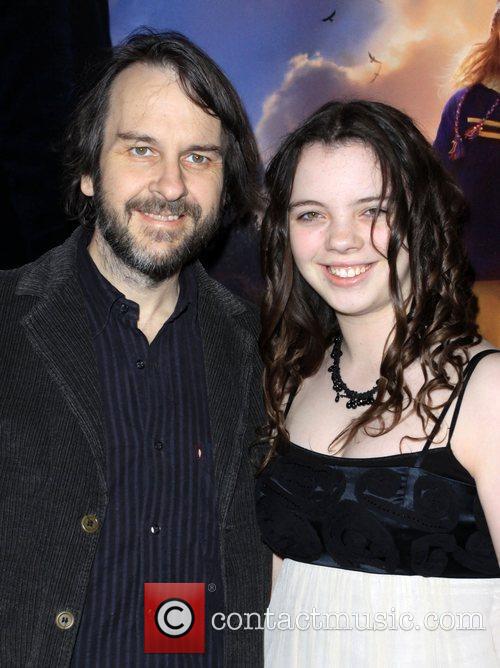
[
  {"x1": 335, "y1": 307, "x2": 396, "y2": 379},
  {"x1": 482, "y1": 77, "x2": 500, "y2": 93}
]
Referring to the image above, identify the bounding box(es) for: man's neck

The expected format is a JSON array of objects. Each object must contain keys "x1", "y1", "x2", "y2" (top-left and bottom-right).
[{"x1": 88, "y1": 230, "x2": 180, "y2": 343}]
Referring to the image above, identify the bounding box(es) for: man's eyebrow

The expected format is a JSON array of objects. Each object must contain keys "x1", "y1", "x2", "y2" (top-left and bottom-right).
[
  {"x1": 288, "y1": 199, "x2": 325, "y2": 210},
  {"x1": 117, "y1": 132, "x2": 158, "y2": 144},
  {"x1": 185, "y1": 144, "x2": 223, "y2": 155}
]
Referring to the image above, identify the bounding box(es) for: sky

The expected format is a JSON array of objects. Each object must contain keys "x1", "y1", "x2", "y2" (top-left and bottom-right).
[{"x1": 109, "y1": 0, "x2": 495, "y2": 158}]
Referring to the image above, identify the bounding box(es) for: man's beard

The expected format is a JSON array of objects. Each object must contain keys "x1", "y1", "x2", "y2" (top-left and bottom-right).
[{"x1": 93, "y1": 180, "x2": 221, "y2": 282}]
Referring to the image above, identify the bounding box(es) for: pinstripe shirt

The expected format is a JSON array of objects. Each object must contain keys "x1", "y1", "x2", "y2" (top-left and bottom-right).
[{"x1": 70, "y1": 236, "x2": 223, "y2": 666}]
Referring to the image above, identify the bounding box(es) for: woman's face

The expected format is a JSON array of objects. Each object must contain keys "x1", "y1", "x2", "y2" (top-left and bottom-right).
[{"x1": 288, "y1": 141, "x2": 411, "y2": 319}]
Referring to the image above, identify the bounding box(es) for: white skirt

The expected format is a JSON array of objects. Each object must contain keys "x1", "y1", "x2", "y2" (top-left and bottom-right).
[{"x1": 265, "y1": 559, "x2": 500, "y2": 667}]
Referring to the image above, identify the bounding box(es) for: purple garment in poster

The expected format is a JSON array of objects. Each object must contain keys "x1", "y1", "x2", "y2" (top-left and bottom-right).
[{"x1": 434, "y1": 84, "x2": 500, "y2": 280}]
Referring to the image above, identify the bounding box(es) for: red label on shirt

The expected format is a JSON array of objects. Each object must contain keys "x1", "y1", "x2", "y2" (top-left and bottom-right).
[{"x1": 144, "y1": 583, "x2": 205, "y2": 654}]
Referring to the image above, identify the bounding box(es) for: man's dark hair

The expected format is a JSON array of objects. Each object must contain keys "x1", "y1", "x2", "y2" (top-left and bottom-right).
[{"x1": 63, "y1": 30, "x2": 261, "y2": 226}]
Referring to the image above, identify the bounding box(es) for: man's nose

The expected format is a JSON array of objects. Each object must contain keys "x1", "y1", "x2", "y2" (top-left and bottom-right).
[{"x1": 149, "y1": 160, "x2": 188, "y2": 201}]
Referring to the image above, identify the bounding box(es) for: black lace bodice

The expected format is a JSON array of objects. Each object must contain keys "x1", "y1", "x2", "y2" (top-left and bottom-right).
[{"x1": 256, "y1": 350, "x2": 500, "y2": 578}]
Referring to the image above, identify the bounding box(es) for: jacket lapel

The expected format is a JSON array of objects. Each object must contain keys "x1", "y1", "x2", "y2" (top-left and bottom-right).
[
  {"x1": 195, "y1": 264, "x2": 258, "y2": 526},
  {"x1": 17, "y1": 229, "x2": 107, "y2": 493}
]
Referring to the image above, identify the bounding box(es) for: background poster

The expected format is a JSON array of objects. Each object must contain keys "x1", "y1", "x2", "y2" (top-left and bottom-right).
[
  {"x1": 1, "y1": 0, "x2": 498, "y2": 339},
  {"x1": 111, "y1": 0, "x2": 492, "y2": 154}
]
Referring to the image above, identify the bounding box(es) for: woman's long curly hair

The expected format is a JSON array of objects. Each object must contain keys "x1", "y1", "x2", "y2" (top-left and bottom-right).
[
  {"x1": 455, "y1": 8, "x2": 500, "y2": 88},
  {"x1": 259, "y1": 100, "x2": 480, "y2": 468}
]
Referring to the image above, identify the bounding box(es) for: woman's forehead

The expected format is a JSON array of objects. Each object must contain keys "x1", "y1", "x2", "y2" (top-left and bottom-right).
[{"x1": 291, "y1": 141, "x2": 383, "y2": 199}]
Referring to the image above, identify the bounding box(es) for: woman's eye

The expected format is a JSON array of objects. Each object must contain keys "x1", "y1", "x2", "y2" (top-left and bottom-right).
[
  {"x1": 185, "y1": 153, "x2": 209, "y2": 164},
  {"x1": 130, "y1": 146, "x2": 153, "y2": 157},
  {"x1": 297, "y1": 211, "x2": 321, "y2": 221}
]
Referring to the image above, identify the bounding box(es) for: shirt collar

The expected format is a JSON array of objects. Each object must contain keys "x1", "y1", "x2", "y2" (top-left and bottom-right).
[{"x1": 77, "y1": 229, "x2": 198, "y2": 337}]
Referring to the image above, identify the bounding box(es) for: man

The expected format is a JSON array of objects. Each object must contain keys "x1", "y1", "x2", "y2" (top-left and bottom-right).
[{"x1": 0, "y1": 32, "x2": 270, "y2": 667}]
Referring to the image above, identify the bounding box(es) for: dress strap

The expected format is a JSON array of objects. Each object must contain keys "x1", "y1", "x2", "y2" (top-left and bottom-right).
[
  {"x1": 415, "y1": 349, "x2": 499, "y2": 467},
  {"x1": 283, "y1": 386, "x2": 298, "y2": 418},
  {"x1": 445, "y1": 349, "x2": 499, "y2": 446}
]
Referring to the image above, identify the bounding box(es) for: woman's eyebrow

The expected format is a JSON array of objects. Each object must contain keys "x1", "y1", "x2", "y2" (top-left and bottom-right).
[
  {"x1": 288, "y1": 199, "x2": 325, "y2": 210},
  {"x1": 353, "y1": 195, "x2": 388, "y2": 204}
]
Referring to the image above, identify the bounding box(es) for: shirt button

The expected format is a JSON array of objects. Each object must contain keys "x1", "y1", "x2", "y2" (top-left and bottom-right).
[
  {"x1": 120, "y1": 303, "x2": 129, "y2": 313},
  {"x1": 136, "y1": 360, "x2": 145, "y2": 369},
  {"x1": 55, "y1": 611, "x2": 75, "y2": 630},
  {"x1": 81, "y1": 514, "x2": 99, "y2": 534},
  {"x1": 150, "y1": 524, "x2": 161, "y2": 535},
  {"x1": 154, "y1": 440, "x2": 164, "y2": 450}
]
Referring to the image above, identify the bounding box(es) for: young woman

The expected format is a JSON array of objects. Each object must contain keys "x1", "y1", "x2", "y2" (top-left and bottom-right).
[
  {"x1": 256, "y1": 100, "x2": 500, "y2": 666},
  {"x1": 434, "y1": 3, "x2": 500, "y2": 280}
]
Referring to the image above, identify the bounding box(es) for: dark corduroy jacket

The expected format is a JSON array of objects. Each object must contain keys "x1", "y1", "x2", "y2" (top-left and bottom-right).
[{"x1": 0, "y1": 228, "x2": 271, "y2": 667}]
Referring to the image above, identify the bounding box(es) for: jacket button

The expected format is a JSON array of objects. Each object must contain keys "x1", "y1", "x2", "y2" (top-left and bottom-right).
[
  {"x1": 81, "y1": 514, "x2": 99, "y2": 534},
  {"x1": 55, "y1": 611, "x2": 75, "y2": 630}
]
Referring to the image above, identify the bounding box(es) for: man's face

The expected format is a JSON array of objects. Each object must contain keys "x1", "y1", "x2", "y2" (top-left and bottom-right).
[{"x1": 81, "y1": 63, "x2": 225, "y2": 281}]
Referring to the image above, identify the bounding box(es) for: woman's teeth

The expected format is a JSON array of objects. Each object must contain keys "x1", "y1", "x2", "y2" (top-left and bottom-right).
[{"x1": 327, "y1": 264, "x2": 370, "y2": 278}]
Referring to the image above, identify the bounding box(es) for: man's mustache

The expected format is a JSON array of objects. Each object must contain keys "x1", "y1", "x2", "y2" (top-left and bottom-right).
[{"x1": 125, "y1": 196, "x2": 201, "y2": 219}]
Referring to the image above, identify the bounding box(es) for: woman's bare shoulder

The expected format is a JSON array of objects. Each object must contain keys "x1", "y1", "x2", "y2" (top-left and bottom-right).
[
  {"x1": 451, "y1": 340, "x2": 500, "y2": 476},
  {"x1": 466, "y1": 340, "x2": 500, "y2": 383},
  {"x1": 457, "y1": 340, "x2": 500, "y2": 416}
]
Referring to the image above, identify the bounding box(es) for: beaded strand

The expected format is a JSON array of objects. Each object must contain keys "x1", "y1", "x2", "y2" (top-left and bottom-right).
[{"x1": 449, "y1": 86, "x2": 500, "y2": 160}]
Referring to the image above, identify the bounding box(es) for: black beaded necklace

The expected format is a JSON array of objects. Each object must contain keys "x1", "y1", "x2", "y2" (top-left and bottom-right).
[{"x1": 327, "y1": 336, "x2": 379, "y2": 409}]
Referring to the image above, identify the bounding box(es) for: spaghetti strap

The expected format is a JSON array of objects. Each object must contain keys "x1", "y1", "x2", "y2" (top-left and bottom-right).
[
  {"x1": 415, "y1": 349, "x2": 499, "y2": 466},
  {"x1": 284, "y1": 386, "x2": 298, "y2": 418},
  {"x1": 445, "y1": 349, "x2": 500, "y2": 446},
  {"x1": 417, "y1": 383, "x2": 462, "y2": 456}
]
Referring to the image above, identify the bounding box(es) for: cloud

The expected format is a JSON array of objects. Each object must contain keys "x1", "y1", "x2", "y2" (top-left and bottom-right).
[
  {"x1": 256, "y1": 54, "x2": 363, "y2": 159},
  {"x1": 256, "y1": 0, "x2": 494, "y2": 159}
]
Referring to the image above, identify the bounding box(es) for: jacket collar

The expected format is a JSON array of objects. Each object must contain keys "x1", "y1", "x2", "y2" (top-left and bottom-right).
[
  {"x1": 17, "y1": 227, "x2": 108, "y2": 494},
  {"x1": 193, "y1": 263, "x2": 260, "y2": 526}
]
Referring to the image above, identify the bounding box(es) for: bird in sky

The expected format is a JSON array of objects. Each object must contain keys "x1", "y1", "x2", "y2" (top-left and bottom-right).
[
  {"x1": 368, "y1": 52, "x2": 381, "y2": 64},
  {"x1": 322, "y1": 9, "x2": 336, "y2": 22},
  {"x1": 368, "y1": 52, "x2": 383, "y2": 83}
]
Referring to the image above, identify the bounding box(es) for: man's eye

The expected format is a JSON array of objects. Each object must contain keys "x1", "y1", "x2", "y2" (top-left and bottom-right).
[
  {"x1": 364, "y1": 207, "x2": 387, "y2": 218},
  {"x1": 130, "y1": 146, "x2": 153, "y2": 157},
  {"x1": 185, "y1": 153, "x2": 209, "y2": 164}
]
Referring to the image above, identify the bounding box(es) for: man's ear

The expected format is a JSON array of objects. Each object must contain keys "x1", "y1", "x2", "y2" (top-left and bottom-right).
[{"x1": 81, "y1": 175, "x2": 95, "y2": 197}]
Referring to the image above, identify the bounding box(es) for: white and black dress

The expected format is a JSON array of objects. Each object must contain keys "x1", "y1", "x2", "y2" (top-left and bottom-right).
[{"x1": 256, "y1": 350, "x2": 500, "y2": 667}]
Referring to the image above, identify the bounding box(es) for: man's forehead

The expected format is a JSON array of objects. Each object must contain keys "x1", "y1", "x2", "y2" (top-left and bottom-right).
[
  {"x1": 104, "y1": 62, "x2": 222, "y2": 139},
  {"x1": 109, "y1": 62, "x2": 178, "y2": 104}
]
